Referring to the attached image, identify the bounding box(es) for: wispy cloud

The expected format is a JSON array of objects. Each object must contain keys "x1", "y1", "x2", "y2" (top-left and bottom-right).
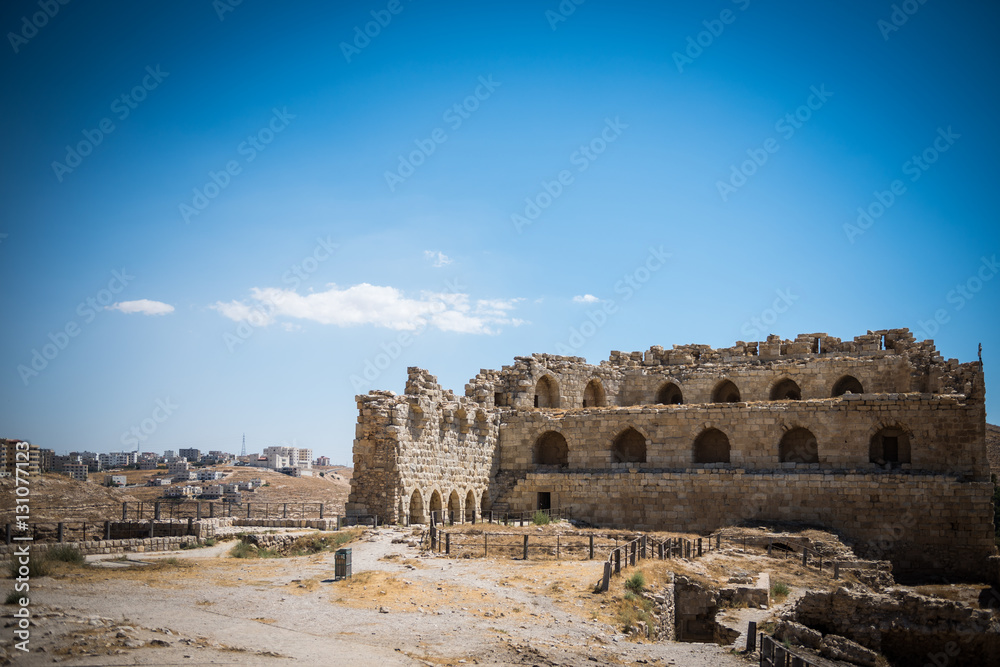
[
  {"x1": 572, "y1": 294, "x2": 599, "y2": 304},
  {"x1": 423, "y1": 250, "x2": 453, "y2": 268},
  {"x1": 211, "y1": 283, "x2": 524, "y2": 335},
  {"x1": 107, "y1": 299, "x2": 175, "y2": 316}
]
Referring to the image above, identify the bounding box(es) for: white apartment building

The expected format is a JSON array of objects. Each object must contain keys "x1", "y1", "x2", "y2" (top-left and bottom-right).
[{"x1": 167, "y1": 460, "x2": 190, "y2": 475}]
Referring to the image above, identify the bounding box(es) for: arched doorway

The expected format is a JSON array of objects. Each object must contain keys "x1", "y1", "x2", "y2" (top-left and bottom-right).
[
  {"x1": 447, "y1": 490, "x2": 461, "y2": 524},
  {"x1": 429, "y1": 490, "x2": 443, "y2": 523},
  {"x1": 583, "y1": 378, "x2": 606, "y2": 407},
  {"x1": 534, "y1": 375, "x2": 559, "y2": 408},
  {"x1": 779, "y1": 428, "x2": 818, "y2": 463},
  {"x1": 770, "y1": 378, "x2": 802, "y2": 401},
  {"x1": 712, "y1": 380, "x2": 741, "y2": 403},
  {"x1": 408, "y1": 489, "x2": 425, "y2": 524},
  {"x1": 870, "y1": 426, "x2": 911, "y2": 467},
  {"x1": 656, "y1": 382, "x2": 683, "y2": 405},
  {"x1": 832, "y1": 375, "x2": 864, "y2": 396},
  {"x1": 534, "y1": 431, "x2": 569, "y2": 466},
  {"x1": 464, "y1": 490, "x2": 476, "y2": 523}
]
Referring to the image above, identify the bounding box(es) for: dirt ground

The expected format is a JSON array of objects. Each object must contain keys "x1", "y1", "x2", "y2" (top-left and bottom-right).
[{"x1": 10, "y1": 526, "x2": 765, "y2": 666}]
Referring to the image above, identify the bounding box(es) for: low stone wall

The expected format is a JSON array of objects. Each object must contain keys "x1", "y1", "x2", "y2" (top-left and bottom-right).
[
  {"x1": 233, "y1": 518, "x2": 338, "y2": 530},
  {"x1": 0, "y1": 535, "x2": 198, "y2": 558}
]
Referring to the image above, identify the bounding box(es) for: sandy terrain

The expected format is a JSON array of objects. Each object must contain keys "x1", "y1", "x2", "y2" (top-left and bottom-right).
[{"x1": 16, "y1": 526, "x2": 756, "y2": 666}]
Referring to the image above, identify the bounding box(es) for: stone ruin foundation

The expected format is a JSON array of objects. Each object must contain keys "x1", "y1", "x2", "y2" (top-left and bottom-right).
[{"x1": 348, "y1": 328, "x2": 997, "y2": 582}]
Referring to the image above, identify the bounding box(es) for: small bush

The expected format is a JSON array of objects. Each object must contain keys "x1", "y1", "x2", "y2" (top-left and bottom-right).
[
  {"x1": 4, "y1": 590, "x2": 22, "y2": 605},
  {"x1": 8, "y1": 557, "x2": 50, "y2": 579},
  {"x1": 204, "y1": 538, "x2": 216, "y2": 547},
  {"x1": 47, "y1": 545, "x2": 86, "y2": 565},
  {"x1": 230, "y1": 542, "x2": 256, "y2": 559},
  {"x1": 532, "y1": 511, "x2": 550, "y2": 526},
  {"x1": 771, "y1": 581, "x2": 791, "y2": 601},
  {"x1": 625, "y1": 571, "x2": 646, "y2": 594}
]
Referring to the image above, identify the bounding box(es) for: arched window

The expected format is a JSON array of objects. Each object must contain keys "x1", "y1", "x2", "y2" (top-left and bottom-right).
[
  {"x1": 612, "y1": 427, "x2": 647, "y2": 463},
  {"x1": 534, "y1": 431, "x2": 568, "y2": 466},
  {"x1": 583, "y1": 378, "x2": 606, "y2": 407},
  {"x1": 712, "y1": 380, "x2": 741, "y2": 403},
  {"x1": 464, "y1": 490, "x2": 476, "y2": 522},
  {"x1": 534, "y1": 375, "x2": 559, "y2": 408},
  {"x1": 832, "y1": 375, "x2": 864, "y2": 397},
  {"x1": 694, "y1": 428, "x2": 730, "y2": 464},
  {"x1": 447, "y1": 490, "x2": 461, "y2": 524},
  {"x1": 656, "y1": 382, "x2": 683, "y2": 405},
  {"x1": 870, "y1": 427, "x2": 911, "y2": 466},
  {"x1": 408, "y1": 490, "x2": 425, "y2": 524},
  {"x1": 770, "y1": 378, "x2": 802, "y2": 401},
  {"x1": 779, "y1": 428, "x2": 818, "y2": 463}
]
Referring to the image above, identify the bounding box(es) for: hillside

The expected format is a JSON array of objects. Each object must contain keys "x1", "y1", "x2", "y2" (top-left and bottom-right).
[{"x1": 0, "y1": 466, "x2": 352, "y2": 523}]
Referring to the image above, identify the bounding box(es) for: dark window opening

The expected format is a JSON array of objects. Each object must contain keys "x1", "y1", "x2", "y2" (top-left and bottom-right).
[{"x1": 537, "y1": 492, "x2": 551, "y2": 511}]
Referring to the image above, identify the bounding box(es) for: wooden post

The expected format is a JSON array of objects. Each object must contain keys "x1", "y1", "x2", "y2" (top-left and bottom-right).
[
  {"x1": 641, "y1": 535, "x2": 647, "y2": 559},
  {"x1": 247, "y1": 503, "x2": 252, "y2": 519},
  {"x1": 658, "y1": 542, "x2": 663, "y2": 560},
  {"x1": 319, "y1": 503, "x2": 324, "y2": 519},
  {"x1": 209, "y1": 503, "x2": 215, "y2": 519},
  {"x1": 187, "y1": 517, "x2": 193, "y2": 536},
  {"x1": 337, "y1": 515, "x2": 342, "y2": 530},
  {"x1": 445, "y1": 532, "x2": 450, "y2": 555},
  {"x1": 196, "y1": 502, "x2": 202, "y2": 520},
  {"x1": 747, "y1": 621, "x2": 757, "y2": 652},
  {"x1": 149, "y1": 519, "x2": 155, "y2": 538},
  {"x1": 484, "y1": 533, "x2": 488, "y2": 557},
  {"x1": 614, "y1": 548, "x2": 621, "y2": 574},
  {"x1": 283, "y1": 503, "x2": 288, "y2": 519},
  {"x1": 58, "y1": 522, "x2": 64, "y2": 543},
  {"x1": 104, "y1": 520, "x2": 111, "y2": 540},
  {"x1": 834, "y1": 562, "x2": 840, "y2": 579},
  {"x1": 122, "y1": 503, "x2": 128, "y2": 521},
  {"x1": 523, "y1": 534, "x2": 529, "y2": 560},
  {"x1": 630, "y1": 541, "x2": 636, "y2": 566},
  {"x1": 716, "y1": 533, "x2": 721, "y2": 550},
  {"x1": 154, "y1": 502, "x2": 161, "y2": 521},
  {"x1": 601, "y1": 561, "x2": 611, "y2": 592},
  {"x1": 589, "y1": 535, "x2": 594, "y2": 560},
  {"x1": 698, "y1": 538, "x2": 703, "y2": 557},
  {"x1": 802, "y1": 549, "x2": 808, "y2": 566}
]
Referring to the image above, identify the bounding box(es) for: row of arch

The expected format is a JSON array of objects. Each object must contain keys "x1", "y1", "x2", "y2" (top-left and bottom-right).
[
  {"x1": 406, "y1": 487, "x2": 483, "y2": 525},
  {"x1": 532, "y1": 424, "x2": 911, "y2": 467},
  {"x1": 533, "y1": 374, "x2": 865, "y2": 409}
]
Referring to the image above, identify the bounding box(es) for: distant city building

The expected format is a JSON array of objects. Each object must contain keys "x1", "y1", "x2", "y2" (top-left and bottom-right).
[
  {"x1": 172, "y1": 471, "x2": 197, "y2": 483},
  {"x1": 63, "y1": 463, "x2": 89, "y2": 482},
  {"x1": 167, "y1": 460, "x2": 190, "y2": 475},
  {"x1": 178, "y1": 448, "x2": 201, "y2": 462},
  {"x1": 146, "y1": 477, "x2": 169, "y2": 486},
  {"x1": 99, "y1": 451, "x2": 138, "y2": 469},
  {"x1": 139, "y1": 459, "x2": 159, "y2": 470},
  {"x1": 262, "y1": 446, "x2": 312, "y2": 470},
  {"x1": 0, "y1": 440, "x2": 40, "y2": 476},
  {"x1": 196, "y1": 470, "x2": 224, "y2": 481},
  {"x1": 165, "y1": 485, "x2": 202, "y2": 498},
  {"x1": 315, "y1": 456, "x2": 331, "y2": 467},
  {"x1": 104, "y1": 474, "x2": 127, "y2": 487},
  {"x1": 202, "y1": 484, "x2": 223, "y2": 498},
  {"x1": 163, "y1": 450, "x2": 176, "y2": 459},
  {"x1": 38, "y1": 448, "x2": 54, "y2": 472}
]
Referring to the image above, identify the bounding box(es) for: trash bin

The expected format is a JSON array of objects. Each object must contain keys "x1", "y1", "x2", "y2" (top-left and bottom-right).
[{"x1": 335, "y1": 548, "x2": 352, "y2": 580}]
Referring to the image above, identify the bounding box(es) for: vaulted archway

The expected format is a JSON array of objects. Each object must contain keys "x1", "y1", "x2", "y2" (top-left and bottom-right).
[
  {"x1": 656, "y1": 382, "x2": 683, "y2": 405},
  {"x1": 694, "y1": 428, "x2": 730, "y2": 464},
  {"x1": 770, "y1": 378, "x2": 802, "y2": 401},
  {"x1": 612, "y1": 427, "x2": 647, "y2": 463},
  {"x1": 534, "y1": 431, "x2": 568, "y2": 466},
  {"x1": 832, "y1": 375, "x2": 864, "y2": 397},
  {"x1": 779, "y1": 427, "x2": 818, "y2": 463},
  {"x1": 534, "y1": 375, "x2": 559, "y2": 408},
  {"x1": 408, "y1": 489, "x2": 425, "y2": 524},
  {"x1": 583, "y1": 378, "x2": 606, "y2": 407},
  {"x1": 712, "y1": 380, "x2": 741, "y2": 403},
  {"x1": 870, "y1": 426, "x2": 911, "y2": 467}
]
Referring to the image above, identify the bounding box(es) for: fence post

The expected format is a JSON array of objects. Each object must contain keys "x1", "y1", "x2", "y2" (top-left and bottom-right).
[
  {"x1": 209, "y1": 503, "x2": 215, "y2": 519},
  {"x1": 122, "y1": 502, "x2": 128, "y2": 521},
  {"x1": 187, "y1": 517, "x2": 193, "y2": 536},
  {"x1": 247, "y1": 503, "x2": 252, "y2": 519},
  {"x1": 484, "y1": 533, "x2": 488, "y2": 557},
  {"x1": 523, "y1": 534, "x2": 529, "y2": 560},
  {"x1": 149, "y1": 519, "x2": 155, "y2": 538},
  {"x1": 320, "y1": 503, "x2": 324, "y2": 520},
  {"x1": 834, "y1": 562, "x2": 840, "y2": 579},
  {"x1": 589, "y1": 535, "x2": 594, "y2": 560},
  {"x1": 802, "y1": 549, "x2": 808, "y2": 567},
  {"x1": 337, "y1": 515, "x2": 342, "y2": 531},
  {"x1": 445, "y1": 532, "x2": 450, "y2": 555},
  {"x1": 154, "y1": 502, "x2": 161, "y2": 521},
  {"x1": 641, "y1": 535, "x2": 647, "y2": 559},
  {"x1": 614, "y1": 548, "x2": 621, "y2": 574},
  {"x1": 196, "y1": 502, "x2": 202, "y2": 520},
  {"x1": 716, "y1": 533, "x2": 721, "y2": 550},
  {"x1": 283, "y1": 503, "x2": 288, "y2": 519},
  {"x1": 602, "y1": 561, "x2": 611, "y2": 592},
  {"x1": 104, "y1": 520, "x2": 111, "y2": 540},
  {"x1": 58, "y1": 522, "x2": 64, "y2": 543},
  {"x1": 698, "y1": 538, "x2": 702, "y2": 557},
  {"x1": 746, "y1": 621, "x2": 757, "y2": 652}
]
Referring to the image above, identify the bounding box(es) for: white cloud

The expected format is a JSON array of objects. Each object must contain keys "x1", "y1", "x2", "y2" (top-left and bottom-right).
[
  {"x1": 211, "y1": 283, "x2": 523, "y2": 335},
  {"x1": 572, "y1": 294, "x2": 600, "y2": 304},
  {"x1": 423, "y1": 250, "x2": 453, "y2": 268},
  {"x1": 107, "y1": 299, "x2": 175, "y2": 316}
]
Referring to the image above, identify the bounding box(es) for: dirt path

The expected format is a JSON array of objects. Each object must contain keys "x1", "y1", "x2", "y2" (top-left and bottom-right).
[{"x1": 23, "y1": 527, "x2": 751, "y2": 666}]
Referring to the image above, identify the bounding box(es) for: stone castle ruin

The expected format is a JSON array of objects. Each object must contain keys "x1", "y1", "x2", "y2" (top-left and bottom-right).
[{"x1": 347, "y1": 328, "x2": 996, "y2": 579}]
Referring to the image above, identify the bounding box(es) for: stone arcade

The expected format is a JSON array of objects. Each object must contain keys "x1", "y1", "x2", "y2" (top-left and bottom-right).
[{"x1": 347, "y1": 329, "x2": 995, "y2": 579}]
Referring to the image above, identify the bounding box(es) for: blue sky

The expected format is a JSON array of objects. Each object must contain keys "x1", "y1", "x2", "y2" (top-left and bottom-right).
[{"x1": 1, "y1": 0, "x2": 997, "y2": 462}]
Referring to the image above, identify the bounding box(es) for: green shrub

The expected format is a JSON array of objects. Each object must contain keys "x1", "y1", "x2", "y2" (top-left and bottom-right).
[
  {"x1": 4, "y1": 590, "x2": 22, "y2": 605},
  {"x1": 8, "y1": 556, "x2": 50, "y2": 579},
  {"x1": 204, "y1": 538, "x2": 216, "y2": 547},
  {"x1": 230, "y1": 542, "x2": 257, "y2": 559},
  {"x1": 46, "y1": 545, "x2": 86, "y2": 565},
  {"x1": 624, "y1": 571, "x2": 646, "y2": 594},
  {"x1": 532, "y1": 511, "x2": 551, "y2": 526},
  {"x1": 771, "y1": 581, "x2": 791, "y2": 601}
]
